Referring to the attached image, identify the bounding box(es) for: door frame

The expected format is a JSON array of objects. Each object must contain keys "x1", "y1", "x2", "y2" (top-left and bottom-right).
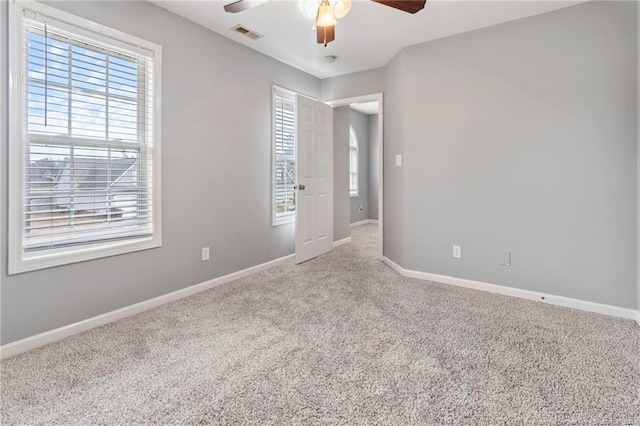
[{"x1": 326, "y1": 93, "x2": 384, "y2": 259}]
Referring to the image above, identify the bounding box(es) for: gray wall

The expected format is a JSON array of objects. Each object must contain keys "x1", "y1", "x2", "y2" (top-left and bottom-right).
[
  {"x1": 391, "y1": 1, "x2": 638, "y2": 309},
  {"x1": 321, "y1": 68, "x2": 384, "y2": 102},
  {"x1": 383, "y1": 51, "x2": 406, "y2": 265},
  {"x1": 333, "y1": 106, "x2": 351, "y2": 242},
  {"x1": 368, "y1": 114, "x2": 380, "y2": 221},
  {"x1": 0, "y1": 0, "x2": 321, "y2": 344},
  {"x1": 350, "y1": 110, "x2": 369, "y2": 223}
]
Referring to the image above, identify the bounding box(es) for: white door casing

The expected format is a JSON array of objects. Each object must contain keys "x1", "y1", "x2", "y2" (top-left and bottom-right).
[{"x1": 295, "y1": 95, "x2": 333, "y2": 263}]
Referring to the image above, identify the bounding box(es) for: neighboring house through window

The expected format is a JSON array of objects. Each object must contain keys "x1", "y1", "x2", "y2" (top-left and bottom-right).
[
  {"x1": 272, "y1": 86, "x2": 296, "y2": 226},
  {"x1": 349, "y1": 125, "x2": 358, "y2": 197},
  {"x1": 8, "y1": 2, "x2": 162, "y2": 274}
]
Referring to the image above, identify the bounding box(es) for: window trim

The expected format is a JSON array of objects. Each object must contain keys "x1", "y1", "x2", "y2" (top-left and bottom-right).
[
  {"x1": 271, "y1": 85, "x2": 297, "y2": 227},
  {"x1": 8, "y1": 1, "x2": 163, "y2": 274},
  {"x1": 349, "y1": 125, "x2": 359, "y2": 198}
]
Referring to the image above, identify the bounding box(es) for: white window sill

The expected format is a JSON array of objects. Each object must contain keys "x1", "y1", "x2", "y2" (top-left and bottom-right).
[
  {"x1": 9, "y1": 236, "x2": 161, "y2": 275},
  {"x1": 272, "y1": 214, "x2": 295, "y2": 227}
]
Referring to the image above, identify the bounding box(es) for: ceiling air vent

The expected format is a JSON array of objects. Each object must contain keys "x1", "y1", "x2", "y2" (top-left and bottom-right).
[{"x1": 231, "y1": 25, "x2": 263, "y2": 40}]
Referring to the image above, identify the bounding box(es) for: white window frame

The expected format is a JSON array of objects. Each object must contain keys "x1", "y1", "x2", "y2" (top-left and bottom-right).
[
  {"x1": 349, "y1": 125, "x2": 359, "y2": 197},
  {"x1": 8, "y1": 1, "x2": 163, "y2": 274},
  {"x1": 271, "y1": 85, "x2": 297, "y2": 226}
]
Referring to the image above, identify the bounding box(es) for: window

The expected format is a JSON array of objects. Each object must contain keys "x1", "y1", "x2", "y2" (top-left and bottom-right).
[
  {"x1": 349, "y1": 125, "x2": 358, "y2": 197},
  {"x1": 8, "y1": 2, "x2": 162, "y2": 274},
  {"x1": 272, "y1": 86, "x2": 296, "y2": 226}
]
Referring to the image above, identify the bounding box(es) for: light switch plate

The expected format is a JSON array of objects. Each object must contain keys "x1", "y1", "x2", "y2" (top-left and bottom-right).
[{"x1": 500, "y1": 250, "x2": 511, "y2": 266}]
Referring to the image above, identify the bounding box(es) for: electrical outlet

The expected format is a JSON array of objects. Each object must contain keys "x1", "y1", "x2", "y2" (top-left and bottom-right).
[
  {"x1": 201, "y1": 247, "x2": 210, "y2": 261},
  {"x1": 500, "y1": 250, "x2": 511, "y2": 266},
  {"x1": 395, "y1": 154, "x2": 402, "y2": 167},
  {"x1": 453, "y1": 245, "x2": 462, "y2": 259}
]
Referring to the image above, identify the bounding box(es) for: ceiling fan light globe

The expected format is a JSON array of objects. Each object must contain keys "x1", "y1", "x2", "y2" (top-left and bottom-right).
[
  {"x1": 298, "y1": 0, "x2": 321, "y2": 19},
  {"x1": 332, "y1": 0, "x2": 351, "y2": 19},
  {"x1": 315, "y1": 1, "x2": 337, "y2": 27}
]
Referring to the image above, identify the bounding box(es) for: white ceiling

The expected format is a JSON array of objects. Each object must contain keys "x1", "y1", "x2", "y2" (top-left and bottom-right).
[
  {"x1": 152, "y1": 0, "x2": 585, "y2": 79},
  {"x1": 351, "y1": 101, "x2": 378, "y2": 115}
]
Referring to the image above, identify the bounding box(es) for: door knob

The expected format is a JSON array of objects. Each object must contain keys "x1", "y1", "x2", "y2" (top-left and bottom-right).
[{"x1": 298, "y1": 184, "x2": 306, "y2": 190}]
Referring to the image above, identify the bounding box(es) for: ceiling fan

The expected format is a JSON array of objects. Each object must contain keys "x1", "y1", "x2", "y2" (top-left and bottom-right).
[{"x1": 223, "y1": 0, "x2": 427, "y2": 46}]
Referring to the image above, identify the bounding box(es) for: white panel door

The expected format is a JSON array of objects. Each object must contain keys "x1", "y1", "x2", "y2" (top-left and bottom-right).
[{"x1": 295, "y1": 95, "x2": 333, "y2": 264}]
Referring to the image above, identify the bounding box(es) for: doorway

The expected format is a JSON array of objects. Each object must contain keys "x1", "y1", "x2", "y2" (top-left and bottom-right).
[{"x1": 328, "y1": 94, "x2": 383, "y2": 258}]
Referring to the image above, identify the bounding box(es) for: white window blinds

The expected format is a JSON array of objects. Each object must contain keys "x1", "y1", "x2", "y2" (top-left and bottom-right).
[
  {"x1": 273, "y1": 87, "x2": 296, "y2": 224},
  {"x1": 20, "y1": 10, "x2": 157, "y2": 252},
  {"x1": 349, "y1": 126, "x2": 358, "y2": 197}
]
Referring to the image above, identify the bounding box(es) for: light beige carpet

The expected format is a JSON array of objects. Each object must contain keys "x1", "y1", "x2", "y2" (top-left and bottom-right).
[{"x1": 1, "y1": 224, "x2": 639, "y2": 424}]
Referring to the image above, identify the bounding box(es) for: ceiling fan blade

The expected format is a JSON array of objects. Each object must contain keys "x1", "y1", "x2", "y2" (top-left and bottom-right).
[
  {"x1": 223, "y1": 0, "x2": 270, "y2": 13},
  {"x1": 370, "y1": 0, "x2": 426, "y2": 14}
]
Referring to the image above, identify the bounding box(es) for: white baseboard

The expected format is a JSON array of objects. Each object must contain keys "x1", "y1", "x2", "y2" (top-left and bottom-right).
[
  {"x1": 5, "y1": 252, "x2": 635, "y2": 360},
  {"x1": 350, "y1": 219, "x2": 378, "y2": 228},
  {"x1": 333, "y1": 236, "x2": 352, "y2": 247},
  {"x1": 0, "y1": 253, "x2": 295, "y2": 360},
  {"x1": 381, "y1": 257, "x2": 639, "y2": 323}
]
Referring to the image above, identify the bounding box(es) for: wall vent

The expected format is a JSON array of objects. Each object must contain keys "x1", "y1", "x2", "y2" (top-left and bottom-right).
[{"x1": 231, "y1": 25, "x2": 263, "y2": 40}]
